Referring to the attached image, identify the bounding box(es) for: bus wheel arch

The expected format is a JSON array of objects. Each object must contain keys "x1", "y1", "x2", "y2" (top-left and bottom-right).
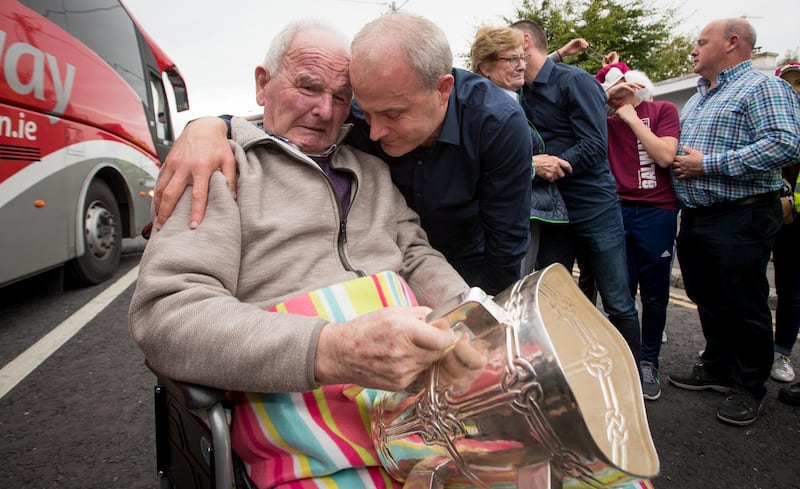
[{"x1": 65, "y1": 179, "x2": 123, "y2": 286}]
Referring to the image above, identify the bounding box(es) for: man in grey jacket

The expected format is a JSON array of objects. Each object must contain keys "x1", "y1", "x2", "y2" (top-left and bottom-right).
[{"x1": 129, "y1": 20, "x2": 481, "y2": 488}]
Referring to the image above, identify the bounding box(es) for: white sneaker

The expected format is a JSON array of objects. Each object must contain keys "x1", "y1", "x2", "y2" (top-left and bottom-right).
[{"x1": 771, "y1": 353, "x2": 796, "y2": 383}]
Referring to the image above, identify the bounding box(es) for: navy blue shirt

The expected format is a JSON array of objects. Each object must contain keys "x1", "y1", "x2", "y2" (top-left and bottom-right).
[
  {"x1": 519, "y1": 58, "x2": 619, "y2": 222},
  {"x1": 347, "y1": 68, "x2": 532, "y2": 294}
]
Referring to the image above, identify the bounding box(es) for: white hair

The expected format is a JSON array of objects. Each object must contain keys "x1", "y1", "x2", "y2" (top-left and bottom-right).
[
  {"x1": 262, "y1": 19, "x2": 350, "y2": 75},
  {"x1": 623, "y1": 69, "x2": 654, "y2": 102}
]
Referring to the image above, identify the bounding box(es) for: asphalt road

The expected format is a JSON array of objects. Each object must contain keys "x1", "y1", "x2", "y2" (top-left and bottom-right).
[{"x1": 0, "y1": 245, "x2": 798, "y2": 489}]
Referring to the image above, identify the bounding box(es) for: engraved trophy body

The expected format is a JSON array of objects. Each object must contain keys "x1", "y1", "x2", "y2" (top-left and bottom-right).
[{"x1": 372, "y1": 264, "x2": 659, "y2": 488}]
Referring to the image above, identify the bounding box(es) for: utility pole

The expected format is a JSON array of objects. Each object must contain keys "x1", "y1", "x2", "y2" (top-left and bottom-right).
[{"x1": 338, "y1": 0, "x2": 409, "y2": 14}]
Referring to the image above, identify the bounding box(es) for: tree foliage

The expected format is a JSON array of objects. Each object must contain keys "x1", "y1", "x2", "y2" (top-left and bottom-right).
[
  {"x1": 509, "y1": 0, "x2": 694, "y2": 81},
  {"x1": 778, "y1": 48, "x2": 800, "y2": 66}
]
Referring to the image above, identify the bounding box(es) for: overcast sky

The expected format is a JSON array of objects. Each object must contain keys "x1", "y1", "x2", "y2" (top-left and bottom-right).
[{"x1": 122, "y1": 0, "x2": 799, "y2": 130}]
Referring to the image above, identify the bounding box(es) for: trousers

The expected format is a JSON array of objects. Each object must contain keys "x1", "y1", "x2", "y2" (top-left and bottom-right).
[{"x1": 677, "y1": 192, "x2": 781, "y2": 399}]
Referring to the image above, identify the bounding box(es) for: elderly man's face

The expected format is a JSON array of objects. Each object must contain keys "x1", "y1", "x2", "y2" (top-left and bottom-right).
[
  {"x1": 256, "y1": 29, "x2": 352, "y2": 154},
  {"x1": 350, "y1": 56, "x2": 452, "y2": 157}
]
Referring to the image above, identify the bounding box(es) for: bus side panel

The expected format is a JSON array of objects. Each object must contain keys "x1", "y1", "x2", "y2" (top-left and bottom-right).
[
  {"x1": 0, "y1": 104, "x2": 70, "y2": 284},
  {"x1": 0, "y1": 103, "x2": 159, "y2": 287},
  {"x1": 0, "y1": 173, "x2": 72, "y2": 286}
]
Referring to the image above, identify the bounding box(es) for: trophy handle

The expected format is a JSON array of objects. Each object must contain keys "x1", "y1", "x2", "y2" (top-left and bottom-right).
[{"x1": 425, "y1": 288, "x2": 506, "y2": 329}]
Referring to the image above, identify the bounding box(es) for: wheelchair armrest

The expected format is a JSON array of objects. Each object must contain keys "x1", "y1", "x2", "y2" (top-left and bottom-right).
[
  {"x1": 146, "y1": 361, "x2": 235, "y2": 488},
  {"x1": 146, "y1": 361, "x2": 228, "y2": 411}
]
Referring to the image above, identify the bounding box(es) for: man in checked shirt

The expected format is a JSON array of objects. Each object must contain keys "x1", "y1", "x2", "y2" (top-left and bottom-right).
[{"x1": 667, "y1": 18, "x2": 800, "y2": 426}]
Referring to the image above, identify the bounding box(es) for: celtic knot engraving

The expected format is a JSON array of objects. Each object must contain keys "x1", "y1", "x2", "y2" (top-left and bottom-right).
[
  {"x1": 415, "y1": 380, "x2": 467, "y2": 445},
  {"x1": 503, "y1": 356, "x2": 606, "y2": 488}
]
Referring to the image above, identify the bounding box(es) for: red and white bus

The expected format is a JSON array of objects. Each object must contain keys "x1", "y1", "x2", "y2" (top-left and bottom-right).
[{"x1": 1, "y1": 0, "x2": 188, "y2": 287}]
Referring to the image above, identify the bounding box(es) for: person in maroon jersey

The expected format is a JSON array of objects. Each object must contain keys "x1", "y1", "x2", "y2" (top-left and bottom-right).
[{"x1": 598, "y1": 61, "x2": 681, "y2": 401}]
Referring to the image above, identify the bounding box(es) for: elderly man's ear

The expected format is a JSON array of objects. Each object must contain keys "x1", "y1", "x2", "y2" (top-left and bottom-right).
[{"x1": 255, "y1": 66, "x2": 271, "y2": 106}]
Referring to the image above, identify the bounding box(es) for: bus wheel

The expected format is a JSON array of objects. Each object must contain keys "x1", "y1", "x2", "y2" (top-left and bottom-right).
[{"x1": 66, "y1": 180, "x2": 122, "y2": 286}]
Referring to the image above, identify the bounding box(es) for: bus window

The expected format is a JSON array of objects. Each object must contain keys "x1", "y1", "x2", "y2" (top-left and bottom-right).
[
  {"x1": 150, "y1": 75, "x2": 170, "y2": 143},
  {"x1": 22, "y1": 0, "x2": 147, "y2": 104}
]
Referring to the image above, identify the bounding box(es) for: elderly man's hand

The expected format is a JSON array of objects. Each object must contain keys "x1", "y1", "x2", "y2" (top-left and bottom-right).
[
  {"x1": 315, "y1": 307, "x2": 465, "y2": 391},
  {"x1": 153, "y1": 117, "x2": 235, "y2": 231},
  {"x1": 435, "y1": 334, "x2": 487, "y2": 395},
  {"x1": 533, "y1": 154, "x2": 573, "y2": 182},
  {"x1": 673, "y1": 146, "x2": 704, "y2": 180},
  {"x1": 427, "y1": 316, "x2": 487, "y2": 395}
]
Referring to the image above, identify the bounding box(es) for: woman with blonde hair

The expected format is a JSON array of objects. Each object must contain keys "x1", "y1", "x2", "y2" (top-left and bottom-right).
[
  {"x1": 470, "y1": 27, "x2": 528, "y2": 97},
  {"x1": 470, "y1": 26, "x2": 569, "y2": 274}
]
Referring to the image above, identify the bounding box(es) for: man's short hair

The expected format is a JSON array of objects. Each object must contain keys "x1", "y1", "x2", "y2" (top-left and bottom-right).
[
  {"x1": 724, "y1": 18, "x2": 757, "y2": 51},
  {"x1": 352, "y1": 12, "x2": 453, "y2": 91},
  {"x1": 262, "y1": 19, "x2": 350, "y2": 75},
  {"x1": 510, "y1": 19, "x2": 548, "y2": 53}
]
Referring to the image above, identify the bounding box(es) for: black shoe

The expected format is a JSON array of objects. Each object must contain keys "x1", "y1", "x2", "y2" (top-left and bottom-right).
[
  {"x1": 716, "y1": 390, "x2": 763, "y2": 426},
  {"x1": 778, "y1": 381, "x2": 800, "y2": 406},
  {"x1": 668, "y1": 363, "x2": 731, "y2": 392}
]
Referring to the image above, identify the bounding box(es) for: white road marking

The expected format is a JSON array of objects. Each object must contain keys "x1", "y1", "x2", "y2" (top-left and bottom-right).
[{"x1": 0, "y1": 266, "x2": 139, "y2": 399}]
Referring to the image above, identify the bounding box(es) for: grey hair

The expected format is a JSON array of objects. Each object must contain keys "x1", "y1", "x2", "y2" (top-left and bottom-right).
[
  {"x1": 262, "y1": 19, "x2": 350, "y2": 75},
  {"x1": 352, "y1": 12, "x2": 452, "y2": 90},
  {"x1": 724, "y1": 18, "x2": 757, "y2": 51}
]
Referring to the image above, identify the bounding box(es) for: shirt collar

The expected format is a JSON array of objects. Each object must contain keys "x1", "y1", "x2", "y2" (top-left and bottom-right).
[
  {"x1": 531, "y1": 57, "x2": 556, "y2": 86},
  {"x1": 697, "y1": 59, "x2": 753, "y2": 94},
  {"x1": 436, "y1": 69, "x2": 461, "y2": 146}
]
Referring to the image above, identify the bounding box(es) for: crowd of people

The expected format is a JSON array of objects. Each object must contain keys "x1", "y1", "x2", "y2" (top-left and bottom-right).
[{"x1": 128, "y1": 11, "x2": 800, "y2": 489}]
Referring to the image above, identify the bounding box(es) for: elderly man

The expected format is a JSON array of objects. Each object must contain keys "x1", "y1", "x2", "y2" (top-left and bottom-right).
[
  {"x1": 154, "y1": 13, "x2": 533, "y2": 296},
  {"x1": 510, "y1": 20, "x2": 643, "y2": 367},
  {"x1": 666, "y1": 18, "x2": 800, "y2": 426},
  {"x1": 129, "y1": 20, "x2": 482, "y2": 488}
]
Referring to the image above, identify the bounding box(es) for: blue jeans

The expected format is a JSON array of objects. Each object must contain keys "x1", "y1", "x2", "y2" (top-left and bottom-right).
[
  {"x1": 621, "y1": 204, "x2": 678, "y2": 367},
  {"x1": 773, "y1": 218, "x2": 800, "y2": 356},
  {"x1": 537, "y1": 202, "x2": 641, "y2": 362}
]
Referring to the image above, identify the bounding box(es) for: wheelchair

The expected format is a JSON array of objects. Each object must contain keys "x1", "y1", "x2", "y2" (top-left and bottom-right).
[{"x1": 148, "y1": 363, "x2": 237, "y2": 489}]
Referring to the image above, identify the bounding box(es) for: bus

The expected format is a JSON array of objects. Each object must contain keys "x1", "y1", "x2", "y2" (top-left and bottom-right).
[{"x1": 0, "y1": 0, "x2": 188, "y2": 287}]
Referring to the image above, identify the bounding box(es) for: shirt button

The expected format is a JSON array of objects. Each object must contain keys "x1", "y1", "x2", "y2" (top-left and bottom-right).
[
  {"x1": 416, "y1": 192, "x2": 422, "y2": 198},
  {"x1": 417, "y1": 160, "x2": 423, "y2": 166}
]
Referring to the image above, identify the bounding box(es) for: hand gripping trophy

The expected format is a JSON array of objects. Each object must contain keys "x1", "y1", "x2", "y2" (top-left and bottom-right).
[{"x1": 372, "y1": 264, "x2": 659, "y2": 489}]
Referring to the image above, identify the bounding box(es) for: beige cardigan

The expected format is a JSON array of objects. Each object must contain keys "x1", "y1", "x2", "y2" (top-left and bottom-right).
[{"x1": 129, "y1": 117, "x2": 467, "y2": 393}]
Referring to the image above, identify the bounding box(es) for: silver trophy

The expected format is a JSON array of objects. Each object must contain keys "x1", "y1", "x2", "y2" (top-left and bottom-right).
[{"x1": 372, "y1": 264, "x2": 659, "y2": 488}]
